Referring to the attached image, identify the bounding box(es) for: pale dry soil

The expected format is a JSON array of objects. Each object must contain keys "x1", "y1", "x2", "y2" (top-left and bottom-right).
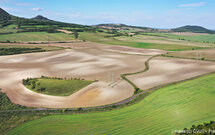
[
  {"x1": 128, "y1": 57, "x2": 215, "y2": 90},
  {"x1": 166, "y1": 49, "x2": 215, "y2": 61},
  {"x1": 0, "y1": 42, "x2": 215, "y2": 108},
  {"x1": 0, "y1": 44, "x2": 157, "y2": 108},
  {"x1": 171, "y1": 32, "x2": 209, "y2": 36}
]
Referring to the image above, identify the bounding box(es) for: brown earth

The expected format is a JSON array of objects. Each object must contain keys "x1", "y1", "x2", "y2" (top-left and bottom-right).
[
  {"x1": 127, "y1": 57, "x2": 215, "y2": 90},
  {"x1": 0, "y1": 42, "x2": 215, "y2": 108},
  {"x1": 171, "y1": 32, "x2": 209, "y2": 36},
  {"x1": 0, "y1": 45, "x2": 156, "y2": 108},
  {"x1": 166, "y1": 49, "x2": 215, "y2": 61},
  {"x1": 56, "y1": 29, "x2": 73, "y2": 34}
]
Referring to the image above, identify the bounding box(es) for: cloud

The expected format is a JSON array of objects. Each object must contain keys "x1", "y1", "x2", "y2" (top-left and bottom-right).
[
  {"x1": 178, "y1": 2, "x2": 206, "y2": 7},
  {"x1": 32, "y1": 7, "x2": 44, "y2": 11}
]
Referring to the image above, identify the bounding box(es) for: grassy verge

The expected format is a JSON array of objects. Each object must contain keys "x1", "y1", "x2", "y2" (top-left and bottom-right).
[
  {"x1": 0, "y1": 92, "x2": 35, "y2": 134},
  {"x1": 0, "y1": 92, "x2": 28, "y2": 111},
  {"x1": 23, "y1": 76, "x2": 94, "y2": 96},
  {"x1": 6, "y1": 72, "x2": 215, "y2": 135}
]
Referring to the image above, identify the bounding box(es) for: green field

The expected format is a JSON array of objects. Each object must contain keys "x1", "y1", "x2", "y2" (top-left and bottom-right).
[
  {"x1": 79, "y1": 32, "x2": 208, "y2": 51},
  {"x1": 0, "y1": 30, "x2": 212, "y2": 51},
  {"x1": 23, "y1": 77, "x2": 94, "y2": 96},
  {"x1": 7, "y1": 73, "x2": 215, "y2": 135},
  {"x1": 143, "y1": 33, "x2": 215, "y2": 43},
  {"x1": 0, "y1": 32, "x2": 74, "y2": 42},
  {"x1": 0, "y1": 29, "x2": 18, "y2": 34}
]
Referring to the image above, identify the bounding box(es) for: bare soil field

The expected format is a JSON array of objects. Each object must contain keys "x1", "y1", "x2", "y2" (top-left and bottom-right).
[
  {"x1": 128, "y1": 57, "x2": 215, "y2": 90},
  {"x1": 0, "y1": 42, "x2": 167, "y2": 55},
  {"x1": 0, "y1": 42, "x2": 215, "y2": 108},
  {"x1": 166, "y1": 49, "x2": 215, "y2": 61},
  {"x1": 116, "y1": 35, "x2": 211, "y2": 47},
  {"x1": 0, "y1": 46, "x2": 154, "y2": 108},
  {"x1": 56, "y1": 29, "x2": 73, "y2": 34},
  {"x1": 171, "y1": 32, "x2": 209, "y2": 36}
]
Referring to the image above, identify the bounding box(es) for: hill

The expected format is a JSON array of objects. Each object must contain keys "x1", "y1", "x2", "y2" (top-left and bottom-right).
[
  {"x1": 0, "y1": 8, "x2": 11, "y2": 21},
  {"x1": 94, "y1": 23, "x2": 155, "y2": 32},
  {"x1": 172, "y1": 25, "x2": 215, "y2": 34},
  {"x1": 0, "y1": 7, "x2": 90, "y2": 29},
  {"x1": 32, "y1": 15, "x2": 50, "y2": 21}
]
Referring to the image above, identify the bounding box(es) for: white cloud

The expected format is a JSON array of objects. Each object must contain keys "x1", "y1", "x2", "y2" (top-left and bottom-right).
[
  {"x1": 32, "y1": 7, "x2": 44, "y2": 11},
  {"x1": 178, "y1": 2, "x2": 206, "y2": 7}
]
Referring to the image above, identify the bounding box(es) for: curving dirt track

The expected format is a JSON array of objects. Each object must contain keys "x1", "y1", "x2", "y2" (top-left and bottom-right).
[{"x1": 0, "y1": 42, "x2": 215, "y2": 108}]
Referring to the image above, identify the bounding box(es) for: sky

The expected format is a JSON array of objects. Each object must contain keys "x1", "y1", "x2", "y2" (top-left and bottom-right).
[{"x1": 0, "y1": 0, "x2": 215, "y2": 29}]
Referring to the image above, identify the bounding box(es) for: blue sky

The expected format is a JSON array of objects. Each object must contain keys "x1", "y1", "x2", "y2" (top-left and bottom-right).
[{"x1": 1, "y1": 0, "x2": 214, "y2": 29}]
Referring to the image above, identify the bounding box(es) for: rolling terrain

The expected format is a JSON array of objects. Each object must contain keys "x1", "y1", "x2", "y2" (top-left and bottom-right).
[
  {"x1": 6, "y1": 72, "x2": 215, "y2": 135},
  {"x1": 1, "y1": 7, "x2": 215, "y2": 135}
]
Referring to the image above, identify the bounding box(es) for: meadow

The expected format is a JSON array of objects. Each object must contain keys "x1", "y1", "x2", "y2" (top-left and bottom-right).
[
  {"x1": 0, "y1": 32, "x2": 74, "y2": 42},
  {"x1": 6, "y1": 73, "x2": 215, "y2": 135},
  {"x1": 142, "y1": 33, "x2": 215, "y2": 43},
  {"x1": 79, "y1": 32, "x2": 208, "y2": 51},
  {"x1": 0, "y1": 30, "x2": 211, "y2": 51},
  {"x1": 23, "y1": 77, "x2": 94, "y2": 96}
]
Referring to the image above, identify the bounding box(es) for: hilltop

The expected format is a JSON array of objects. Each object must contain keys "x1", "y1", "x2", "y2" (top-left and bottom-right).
[
  {"x1": 172, "y1": 25, "x2": 215, "y2": 34},
  {"x1": 32, "y1": 15, "x2": 50, "y2": 21},
  {"x1": 94, "y1": 23, "x2": 156, "y2": 32},
  {"x1": 0, "y1": 8, "x2": 11, "y2": 21},
  {"x1": 0, "y1": 7, "x2": 89, "y2": 29}
]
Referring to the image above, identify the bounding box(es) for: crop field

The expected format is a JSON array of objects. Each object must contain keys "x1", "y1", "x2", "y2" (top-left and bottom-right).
[
  {"x1": 142, "y1": 33, "x2": 215, "y2": 43},
  {"x1": 79, "y1": 32, "x2": 208, "y2": 51},
  {"x1": 1, "y1": 2, "x2": 215, "y2": 134},
  {"x1": 115, "y1": 34, "x2": 213, "y2": 47},
  {"x1": 0, "y1": 32, "x2": 74, "y2": 42},
  {"x1": 102, "y1": 41, "x2": 207, "y2": 51},
  {"x1": 0, "y1": 29, "x2": 18, "y2": 34},
  {"x1": 165, "y1": 49, "x2": 215, "y2": 61},
  {"x1": 6, "y1": 73, "x2": 215, "y2": 135},
  {"x1": 24, "y1": 77, "x2": 94, "y2": 96}
]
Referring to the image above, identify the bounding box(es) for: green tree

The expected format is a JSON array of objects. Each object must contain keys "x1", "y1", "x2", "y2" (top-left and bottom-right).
[{"x1": 74, "y1": 31, "x2": 79, "y2": 41}]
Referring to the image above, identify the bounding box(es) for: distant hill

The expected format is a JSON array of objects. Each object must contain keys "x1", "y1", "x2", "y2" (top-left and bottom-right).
[
  {"x1": 0, "y1": 7, "x2": 89, "y2": 29},
  {"x1": 0, "y1": 8, "x2": 11, "y2": 21},
  {"x1": 94, "y1": 23, "x2": 155, "y2": 32},
  {"x1": 172, "y1": 25, "x2": 215, "y2": 34},
  {"x1": 32, "y1": 15, "x2": 50, "y2": 21}
]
